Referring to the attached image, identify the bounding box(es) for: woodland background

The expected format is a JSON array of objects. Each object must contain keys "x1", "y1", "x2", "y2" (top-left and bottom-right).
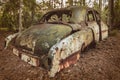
[{"x1": 0, "y1": 0, "x2": 119, "y2": 31}]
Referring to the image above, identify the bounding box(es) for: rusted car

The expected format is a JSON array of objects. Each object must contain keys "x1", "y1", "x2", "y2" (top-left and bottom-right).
[{"x1": 5, "y1": 6, "x2": 108, "y2": 77}]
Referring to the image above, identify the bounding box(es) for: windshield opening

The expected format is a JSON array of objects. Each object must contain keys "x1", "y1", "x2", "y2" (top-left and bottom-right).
[
  {"x1": 40, "y1": 10, "x2": 73, "y2": 23},
  {"x1": 40, "y1": 8, "x2": 85, "y2": 24}
]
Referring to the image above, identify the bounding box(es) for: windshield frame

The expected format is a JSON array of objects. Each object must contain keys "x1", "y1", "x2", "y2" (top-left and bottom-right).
[{"x1": 39, "y1": 8, "x2": 86, "y2": 24}]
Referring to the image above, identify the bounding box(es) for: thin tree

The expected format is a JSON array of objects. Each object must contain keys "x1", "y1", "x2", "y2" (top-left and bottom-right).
[
  {"x1": 83, "y1": 0, "x2": 85, "y2": 6},
  {"x1": 99, "y1": 0, "x2": 102, "y2": 13},
  {"x1": 108, "y1": 0, "x2": 114, "y2": 30},
  {"x1": 61, "y1": 0, "x2": 63, "y2": 8},
  {"x1": 19, "y1": 0, "x2": 23, "y2": 32},
  {"x1": 99, "y1": 0, "x2": 102, "y2": 41},
  {"x1": 31, "y1": 0, "x2": 36, "y2": 24}
]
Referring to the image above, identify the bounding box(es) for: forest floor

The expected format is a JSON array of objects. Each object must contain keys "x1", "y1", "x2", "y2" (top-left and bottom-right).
[{"x1": 0, "y1": 30, "x2": 120, "y2": 80}]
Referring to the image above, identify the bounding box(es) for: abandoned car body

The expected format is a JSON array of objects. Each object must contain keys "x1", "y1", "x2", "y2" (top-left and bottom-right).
[{"x1": 5, "y1": 6, "x2": 108, "y2": 77}]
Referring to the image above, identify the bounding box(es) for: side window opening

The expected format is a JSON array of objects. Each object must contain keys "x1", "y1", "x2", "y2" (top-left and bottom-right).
[
  {"x1": 95, "y1": 11, "x2": 100, "y2": 22},
  {"x1": 62, "y1": 13, "x2": 71, "y2": 22},
  {"x1": 48, "y1": 14, "x2": 60, "y2": 22},
  {"x1": 40, "y1": 10, "x2": 72, "y2": 23},
  {"x1": 87, "y1": 11, "x2": 95, "y2": 22}
]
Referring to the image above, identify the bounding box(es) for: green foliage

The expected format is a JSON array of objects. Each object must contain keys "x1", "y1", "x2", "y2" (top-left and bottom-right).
[
  {"x1": 101, "y1": 6, "x2": 108, "y2": 24},
  {"x1": 93, "y1": 1, "x2": 100, "y2": 12},
  {"x1": 101, "y1": 0, "x2": 120, "y2": 27},
  {"x1": 0, "y1": 0, "x2": 19, "y2": 30},
  {"x1": 0, "y1": 0, "x2": 120, "y2": 31},
  {"x1": 0, "y1": 0, "x2": 39, "y2": 30},
  {"x1": 93, "y1": 1, "x2": 108, "y2": 25},
  {"x1": 34, "y1": 12, "x2": 43, "y2": 24}
]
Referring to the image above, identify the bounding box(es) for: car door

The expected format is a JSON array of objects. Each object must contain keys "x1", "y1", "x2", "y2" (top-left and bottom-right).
[
  {"x1": 86, "y1": 10, "x2": 100, "y2": 42},
  {"x1": 94, "y1": 10, "x2": 108, "y2": 40}
]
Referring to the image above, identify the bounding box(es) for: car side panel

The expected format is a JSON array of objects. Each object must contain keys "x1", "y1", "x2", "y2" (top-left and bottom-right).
[
  {"x1": 88, "y1": 21, "x2": 100, "y2": 42},
  {"x1": 48, "y1": 28, "x2": 93, "y2": 77},
  {"x1": 101, "y1": 21, "x2": 108, "y2": 40}
]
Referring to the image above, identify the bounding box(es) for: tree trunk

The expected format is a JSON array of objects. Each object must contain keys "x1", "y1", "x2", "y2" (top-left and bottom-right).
[
  {"x1": 61, "y1": 0, "x2": 63, "y2": 8},
  {"x1": 108, "y1": 0, "x2": 114, "y2": 30},
  {"x1": 83, "y1": 0, "x2": 85, "y2": 6},
  {"x1": 68, "y1": 0, "x2": 73, "y2": 6},
  {"x1": 32, "y1": 0, "x2": 36, "y2": 23},
  {"x1": 19, "y1": 0, "x2": 23, "y2": 32},
  {"x1": 53, "y1": 0, "x2": 55, "y2": 8},
  {"x1": 99, "y1": 0, "x2": 102, "y2": 13},
  {"x1": 31, "y1": 8, "x2": 35, "y2": 24}
]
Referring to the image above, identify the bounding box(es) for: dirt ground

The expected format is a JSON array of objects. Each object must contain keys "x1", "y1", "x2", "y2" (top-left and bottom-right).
[{"x1": 0, "y1": 31, "x2": 120, "y2": 80}]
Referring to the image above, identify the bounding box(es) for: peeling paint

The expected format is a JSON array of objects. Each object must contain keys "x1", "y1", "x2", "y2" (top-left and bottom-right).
[
  {"x1": 5, "y1": 6, "x2": 109, "y2": 77},
  {"x1": 48, "y1": 28, "x2": 93, "y2": 77}
]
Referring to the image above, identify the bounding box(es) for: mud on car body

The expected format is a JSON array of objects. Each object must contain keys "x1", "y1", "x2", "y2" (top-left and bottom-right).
[{"x1": 5, "y1": 6, "x2": 108, "y2": 77}]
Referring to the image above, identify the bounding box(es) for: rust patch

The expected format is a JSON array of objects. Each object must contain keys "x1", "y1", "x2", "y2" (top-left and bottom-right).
[
  {"x1": 59, "y1": 51, "x2": 80, "y2": 71},
  {"x1": 97, "y1": 30, "x2": 108, "y2": 34}
]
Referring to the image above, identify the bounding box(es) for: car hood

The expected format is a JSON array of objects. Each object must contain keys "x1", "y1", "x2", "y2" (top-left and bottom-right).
[{"x1": 15, "y1": 23, "x2": 72, "y2": 56}]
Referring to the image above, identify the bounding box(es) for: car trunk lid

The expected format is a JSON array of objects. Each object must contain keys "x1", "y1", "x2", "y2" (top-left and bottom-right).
[{"x1": 15, "y1": 24, "x2": 72, "y2": 56}]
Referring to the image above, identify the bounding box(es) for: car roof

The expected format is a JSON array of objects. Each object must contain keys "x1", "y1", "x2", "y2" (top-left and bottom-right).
[
  {"x1": 40, "y1": 6, "x2": 96, "y2": 23},
  {"x1": 47, "y1": 6, "x2": 94, "y2": 13}
]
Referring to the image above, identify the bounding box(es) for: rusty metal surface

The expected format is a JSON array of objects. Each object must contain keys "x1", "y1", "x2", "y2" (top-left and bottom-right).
[
  {"x1": 48, "y1": 28, "x2": 93, "y2": 77},
  {"x1": 13, "y1": 48, "x2": 40, "y2": 66},
  {"x1": 5, "y1": 6, "x2": 109, "y2": 77},
  {"x1": 40, "y1": 6, "x2": 87, "y2": 24},
  {"x1": 15, "y1": 24, "x2": 72, "y2": 55}
]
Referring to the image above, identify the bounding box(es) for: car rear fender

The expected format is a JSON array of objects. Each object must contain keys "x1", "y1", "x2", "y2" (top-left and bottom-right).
[
  {"x1": 101, "y1": 21, "x2": 108, "y2": 40},
  {"x1": 48, "y1": 28, "x2": 93, "y2": 77}
]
